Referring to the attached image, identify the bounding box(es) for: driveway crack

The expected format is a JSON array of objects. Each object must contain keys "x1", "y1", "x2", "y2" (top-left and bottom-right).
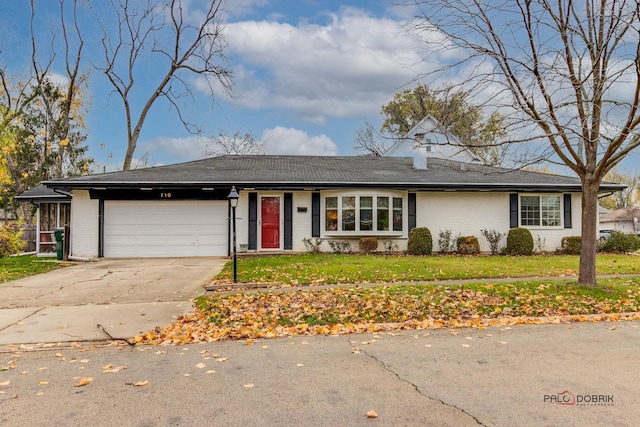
[
  {"x1": 348, "y1": 338, "x2": 486, "y2": 426},
  {"x1": 34, "y1": 271, "x2": 115, "y2": 302},
  {"x1": 0, "y1": 307, "x2": 46, "y2": 332}
]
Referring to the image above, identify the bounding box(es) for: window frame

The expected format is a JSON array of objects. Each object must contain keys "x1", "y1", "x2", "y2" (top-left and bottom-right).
[
  {"x1": 322, "y1": 191, "x2": 405, "y2": 236},
  {"x1": 519, "y1": 194, "x2": 562, "y2": 228}
]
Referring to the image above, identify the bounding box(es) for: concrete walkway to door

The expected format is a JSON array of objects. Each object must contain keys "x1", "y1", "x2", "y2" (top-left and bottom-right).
[{"x1": 0, "y1": 258, "x2": 226, "y2": 347}]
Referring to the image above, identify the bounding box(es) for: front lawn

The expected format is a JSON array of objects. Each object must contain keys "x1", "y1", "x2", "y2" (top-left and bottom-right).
[
  {"x1": 0, "y1": 255, "x2": 67, "y2": 282},
  {"x1": 213, "y1": 253, "x2": 640, "y2": 285},
  {"x1": 138, "y1": 253, "x2": 640, "y2": 344},
  {"x1": 141, "y1": 276, "x2": 640, "y2": 344}
]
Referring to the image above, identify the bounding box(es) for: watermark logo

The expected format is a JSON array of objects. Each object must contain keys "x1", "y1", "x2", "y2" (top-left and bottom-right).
[{"x1": 544, "y1": 390, "x2": 614, "y2": 407}]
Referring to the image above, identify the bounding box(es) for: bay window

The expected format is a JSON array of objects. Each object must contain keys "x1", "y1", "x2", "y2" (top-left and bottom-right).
[{"x1": 324, "y1": 194, "x2": 404, "y2": 234}]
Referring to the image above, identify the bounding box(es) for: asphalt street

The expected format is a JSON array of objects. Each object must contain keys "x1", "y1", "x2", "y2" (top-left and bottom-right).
[{"x1": 1, "y1": 320, "x2": 637, "y2": 427}]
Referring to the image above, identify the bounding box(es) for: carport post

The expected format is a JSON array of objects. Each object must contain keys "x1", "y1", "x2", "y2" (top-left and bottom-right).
[{"x1": 228, "y1": 187, "x2": 239, "y2": 283}]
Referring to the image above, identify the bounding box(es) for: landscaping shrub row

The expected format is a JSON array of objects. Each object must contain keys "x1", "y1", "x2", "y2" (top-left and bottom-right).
[{"x1": 304, "y1": 227, "x2": 640, "y2": 256}]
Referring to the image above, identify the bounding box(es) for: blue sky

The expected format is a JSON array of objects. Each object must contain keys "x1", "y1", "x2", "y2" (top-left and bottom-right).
[
  {"x1": 3, "y1": 0, "x2": 432, "y2": 171},
  {"x1": 2, "y1": 0, "x2": 639, "y2": 174}
]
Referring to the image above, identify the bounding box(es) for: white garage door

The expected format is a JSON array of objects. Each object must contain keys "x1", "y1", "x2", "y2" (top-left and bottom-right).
[{"x1": 104, "y1": 200, "x2": 228, "y2": 257}]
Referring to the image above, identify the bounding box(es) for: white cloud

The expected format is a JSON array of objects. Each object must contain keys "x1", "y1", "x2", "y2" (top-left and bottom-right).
[
  {"x1": 261, "y1": 127, "x2": 338, "y2": 155},
  {"x1": 217, "y1": 7, "x2": 446, "y2": 123}
]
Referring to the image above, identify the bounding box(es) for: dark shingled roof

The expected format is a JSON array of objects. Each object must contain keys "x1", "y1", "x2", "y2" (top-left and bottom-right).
[
  {"x1": 42, "y1": 155, "x2": 625, "y2": 192},
  {"x1": 15, "y1": 184, "x2": 72, "y2": 200}
]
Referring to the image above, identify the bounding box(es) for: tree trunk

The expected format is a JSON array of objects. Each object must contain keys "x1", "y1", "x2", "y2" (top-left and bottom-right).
[{"x1": 579, "y1": 178, "x2": 600, "y2": 286}]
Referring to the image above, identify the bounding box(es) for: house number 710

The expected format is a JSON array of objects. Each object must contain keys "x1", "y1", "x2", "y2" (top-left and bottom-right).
[{"x1": 160, "y1": 192, "x2": 172, "y2": 198}]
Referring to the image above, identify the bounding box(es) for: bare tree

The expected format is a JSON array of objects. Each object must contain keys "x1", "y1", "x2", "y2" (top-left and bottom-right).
[
  {"x1": 352, "y1": 119, "x2": 392, "y2": 156},
  {"x1": 99, "y1": 0, "x2": 232, "y2": 170},
  {"x1": 406, "y1": 0, "x2": 640, "y2": 286},
  {"x1": 204, "y1": 131, "x2": 264, "y2": 157}
]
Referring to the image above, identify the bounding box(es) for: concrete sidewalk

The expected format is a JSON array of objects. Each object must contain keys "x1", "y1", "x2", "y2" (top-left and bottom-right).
[{"x1": 0, "y1": 258, "x2": 226, "y2": 346}]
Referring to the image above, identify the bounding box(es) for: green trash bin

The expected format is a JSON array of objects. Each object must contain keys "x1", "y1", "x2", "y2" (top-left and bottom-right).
[{"x1": 54, "y1": 227, "x2": 64, "y2": 260}]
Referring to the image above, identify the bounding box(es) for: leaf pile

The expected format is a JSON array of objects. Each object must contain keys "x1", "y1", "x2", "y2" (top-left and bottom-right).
[{"x1": 139, "y1": 280, "x2": 640, "y2": 345}]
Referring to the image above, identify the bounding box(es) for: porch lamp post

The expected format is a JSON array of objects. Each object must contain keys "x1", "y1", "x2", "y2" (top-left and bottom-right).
[{"x1": 227, "y1": 186, "x2": 239, "y2": 283}]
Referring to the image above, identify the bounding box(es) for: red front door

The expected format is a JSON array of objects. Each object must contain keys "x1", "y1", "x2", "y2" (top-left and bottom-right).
[{"x1": 261, "y1": 197, "x2": 280, "y2": 249}]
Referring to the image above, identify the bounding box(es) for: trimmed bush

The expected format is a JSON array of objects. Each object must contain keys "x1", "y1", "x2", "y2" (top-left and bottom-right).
[
  {"x1": 505, "y1": 227, "x2": 534, "y2": 256},
  {"x1": 599, "y1": 231, "x2": 640, "y2": 253},
  {"x1": 561, "y1": 236, "x2": 581, "y2": 255},
  {"x1": 457, "y1": 236, "x2": 480, "y2": 255},
  {"x1": 359, "y1": 237, "x2": 378, "y2": 253},
  {"x1": 0, "y1": 222, "x2": 26, "y2": 258},
  {"x1": 407, "y1": 227, "x2": 433, "y2": 255}
]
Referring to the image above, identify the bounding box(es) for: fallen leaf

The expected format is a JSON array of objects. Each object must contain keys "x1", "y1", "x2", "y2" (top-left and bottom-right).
[
  {"x1": 195, "y1": 363, "x2": 206, "y2": 369},
  {"x1": 215, "y1": 357, "x2": 229, "y2": 362},
  {"x1": 74, "y1": 377, "x2": 92, "y2": 387},
  {"x1": 461, "y1": 344, "x2": 470, "y2": 348},
  {"x1": 39, "y1": 381, "x2": 48, "y2": 386},
  {"x1": 246, "y1": 339, "x2": 253, "y2": 346},
  {"x1": 206, "y1": 370, "x2": 216, "y2": 374},
  {"x1": 103, "y1": 365, "x2": 127, "y2": 373},
  {"x1": 0, "y1": 380, "x2": 11, "y2": 386},
  {"x1": 131, "y1": 381, "x2": 149, "y2": 387},
  {"x1": 243, "y1": 383, "x2": 254, "y2": 388},
  {"x1": 296, "y1": 363, "x2": 304, "y2": 367},
  {"x1": 367, "y1": 410, "x2": 378, "y2": 418}
]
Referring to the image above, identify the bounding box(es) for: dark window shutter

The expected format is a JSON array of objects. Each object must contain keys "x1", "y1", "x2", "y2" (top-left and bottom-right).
[
  {"x1": 248, "y1": 193, "x2": 257, "y2": 250},
  {"x1": 311, "y1": 192, "x2": 320, "y2": 237},
  {"x1": 284, "y1": 193, "x2": 293, "y2": 250},
  {"x1": 408, "y1": 193, "x2": 416, "y2": 231},
  {"x1": 563, "y1": 194, "x2": 572, "y2": 229},
  {"x1": 509, "y1": 194, "x2": 519, "y2": 228}
]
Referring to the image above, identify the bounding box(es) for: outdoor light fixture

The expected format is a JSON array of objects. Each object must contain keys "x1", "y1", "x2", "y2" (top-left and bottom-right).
[{"x1": 227, "y1": 186, "x2": 239, "y2": 282}]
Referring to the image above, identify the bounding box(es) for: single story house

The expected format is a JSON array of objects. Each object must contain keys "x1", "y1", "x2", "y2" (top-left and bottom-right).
[
  {"x1": 16, "y1": 116, "x2": 625, "y2": 259},
  {"x1": 16, "y1": 152, "x2": 622, "y2": 259}
]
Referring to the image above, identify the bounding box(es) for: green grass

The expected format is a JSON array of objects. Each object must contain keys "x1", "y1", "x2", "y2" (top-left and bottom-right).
[
  {"x1": 0, "y1": 255, "x2": 67, "y2": 282},
  {"x1": 194, "y1": 276, "x2": 640, "y2": 331},
  {"x1": 215, "y1": 253, "x2": 640, "y2": 285}
]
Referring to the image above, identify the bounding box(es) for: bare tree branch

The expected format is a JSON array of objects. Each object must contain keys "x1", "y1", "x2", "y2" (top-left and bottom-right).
[
  {"x1": 404, "y1": 0, "x2": 640, "y2": 285},
  {"x1": 98, "y1": 0, "x2": 233, "y2": 170}
]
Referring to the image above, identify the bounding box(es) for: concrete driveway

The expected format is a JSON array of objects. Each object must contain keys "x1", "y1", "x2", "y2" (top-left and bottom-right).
[{"x1": 0, "y1": 258, "x2": 226, "y2": 346}]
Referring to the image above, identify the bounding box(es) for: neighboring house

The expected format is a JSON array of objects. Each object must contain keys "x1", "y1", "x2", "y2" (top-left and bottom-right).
[
  {"x1": 24, "y1": 154, "x2": 623, "y2": 259},
  {"x1": 598, "y1": 207, "x2": 640, "y2": 235},
  {"x1": 384, "y1": 115, "x2": 480, "y2": 167}
]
